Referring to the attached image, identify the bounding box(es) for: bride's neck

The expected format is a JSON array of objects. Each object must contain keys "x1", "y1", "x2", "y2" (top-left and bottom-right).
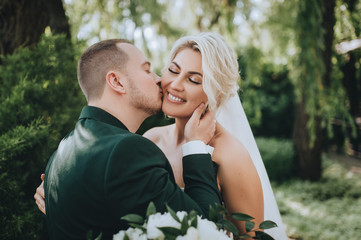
[{"x1": 174, "y1": 117, "x2": 189, "y2": 145}]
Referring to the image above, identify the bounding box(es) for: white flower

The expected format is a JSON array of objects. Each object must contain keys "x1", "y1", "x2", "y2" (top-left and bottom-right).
[
  {"x1": 126, "y1": 228, "x2": 147, "y2": 240},
  {"x1": 176, "y1": 211, "x2": 187, "y2": 221},
  {"x1": 113, "y1": 228, "x2": 146, "y2": 240},
  {"x1": 197, "y1": 216, "x2": 232, "y2": 240},
  {"x1": 113, "y1": 209, "x2": 233, "y2": 240},
  {"x1": 113, "y1": 230, "x2": 126, "y2": 240},
  {"x1": 146, "y1": 212, "x2": 181, "y2": 239},
  {"x1": 175, "y1": 227, "x2": 199, "y2": 240}
]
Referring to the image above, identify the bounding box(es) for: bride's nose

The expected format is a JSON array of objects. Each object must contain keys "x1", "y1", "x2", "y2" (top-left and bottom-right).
[{"x1": 170, "y1": 77, "x2": 184, "y2": 91}]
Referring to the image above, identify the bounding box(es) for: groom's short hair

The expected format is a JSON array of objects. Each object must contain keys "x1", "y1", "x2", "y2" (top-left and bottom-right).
[{"x1": 78, "y1": 39, "x2": 131, "y2": 102}]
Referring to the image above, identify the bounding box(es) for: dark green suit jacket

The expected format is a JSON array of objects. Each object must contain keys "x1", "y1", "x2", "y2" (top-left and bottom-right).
[{"x1": 44, "y1": 106, "x2": 221, "y2": 240}]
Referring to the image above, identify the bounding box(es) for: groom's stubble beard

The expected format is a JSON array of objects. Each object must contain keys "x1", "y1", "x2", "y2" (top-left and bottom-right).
[{"x1": 128, "y1": 77, "x2": 162, "y2": 116}]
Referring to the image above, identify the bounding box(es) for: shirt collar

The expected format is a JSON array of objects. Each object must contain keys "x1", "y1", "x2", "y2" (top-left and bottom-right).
[{"x1": 78, "y1": 106, "x2": 129, "y2": 131}]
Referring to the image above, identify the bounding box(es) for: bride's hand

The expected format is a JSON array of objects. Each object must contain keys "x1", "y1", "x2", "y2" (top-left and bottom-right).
[
  {"x1": 34, "y1": 174, "x2": 46, "y2": 214},
  {"x1": 184, "y1": 103, "x2": 216, "y2": 145}
]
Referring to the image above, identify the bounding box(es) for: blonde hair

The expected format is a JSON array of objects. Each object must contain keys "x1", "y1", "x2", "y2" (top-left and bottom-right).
[{"x1": 167, "y1": 32, "x2": 240, "y2": 113}]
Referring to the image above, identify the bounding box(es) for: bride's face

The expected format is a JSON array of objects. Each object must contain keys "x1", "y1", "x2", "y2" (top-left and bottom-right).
[{"x1": 161, "y1": 48, "x2": 208, "y2": 118}]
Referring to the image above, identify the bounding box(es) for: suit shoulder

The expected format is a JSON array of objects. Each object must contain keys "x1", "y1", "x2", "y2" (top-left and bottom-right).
[{"x1": 110, "y1": 132, "x2": 163, "y2": 158}]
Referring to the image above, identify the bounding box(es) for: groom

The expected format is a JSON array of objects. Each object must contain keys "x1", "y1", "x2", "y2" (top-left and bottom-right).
[{"x1": 43, "y1": 39, "x2": 221, "y2": 240}]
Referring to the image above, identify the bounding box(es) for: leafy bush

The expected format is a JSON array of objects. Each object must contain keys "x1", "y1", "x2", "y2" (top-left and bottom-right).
[
  {"x1": 238, "y1": 47, "x2": 295, "y2": 139},
  {"x1": 0, "y1": 34, "x2": 85, "y2": 239},
  {"x1": 274, "y1": 154, "x2": 361, "y2": 239},
  {"x1": 255, "y1": 137, "x2": 295, "y2": 182}
]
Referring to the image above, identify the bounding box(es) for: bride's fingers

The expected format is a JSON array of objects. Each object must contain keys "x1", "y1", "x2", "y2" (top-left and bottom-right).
[
  {"x1": 188, "y1": 103, "x2": 205, "y2": 125},
  {"x1": 34, "y1": 180, "x2": 46, "y2": 214},
  {"x1": 37, "y1": 181, "x2": 45, "y2": 198}
]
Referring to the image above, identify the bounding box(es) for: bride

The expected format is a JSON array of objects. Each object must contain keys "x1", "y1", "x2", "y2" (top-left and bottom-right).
[
  {"x1": 143, "y1": 32, "x2": 288, "y2": 239},
  {"x1": 35, "y1": 32, "x2": 288, "y2": 239}
]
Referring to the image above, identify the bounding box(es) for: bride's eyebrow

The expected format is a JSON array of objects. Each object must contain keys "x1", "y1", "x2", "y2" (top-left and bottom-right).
[
  {"x1": 171, "y1": 61, "x2": 180, "y2": 69},
  {"x1": 189, "y1": 71, "x2": 202, "y2": 77},
  {"x1": 172, "y1": 61, "x2": 203, "y2": 77}
]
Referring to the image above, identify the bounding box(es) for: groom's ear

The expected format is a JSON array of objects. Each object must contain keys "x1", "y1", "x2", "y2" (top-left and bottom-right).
[{"x1": 105, "y1": 70, "x2": 126, "y2": 94}]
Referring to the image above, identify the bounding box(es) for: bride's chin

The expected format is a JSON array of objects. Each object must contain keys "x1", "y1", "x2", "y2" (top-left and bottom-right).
[{"x1": 162, "y1": 110, "x2": 190, "y2": 119}]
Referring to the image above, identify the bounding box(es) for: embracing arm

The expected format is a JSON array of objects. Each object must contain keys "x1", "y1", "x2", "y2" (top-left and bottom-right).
[
  {"x1": 216, "y1": 141, "x2": 264, "y2": 234},
  {"x1": 105, "y1": 136, "x2": 221, "y2": 219}
]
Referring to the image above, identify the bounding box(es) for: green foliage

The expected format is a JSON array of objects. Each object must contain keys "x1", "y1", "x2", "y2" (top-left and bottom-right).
[
  {"x1": 209, "y1": 203, "x2": 277, "y2": 240},
  {"x1": 238, "y1": 47, "x2": 295, "y2": 138},
  {"x1": 267, "y1": 0, "x2": 358, "y2": 147},
  {"x1": 0, "y1": 34, "x2": 85, "y2": 239},
  {"x1": 274, "y1": 154, "x2": 361, "y2": 239},
  {"x1": 256, "y1": 137, "x2": 296, "y2": 182}
]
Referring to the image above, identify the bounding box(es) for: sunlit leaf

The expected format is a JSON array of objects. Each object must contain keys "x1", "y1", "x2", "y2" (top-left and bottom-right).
[
  {"x1": 221, "y1": 219, "x2": 239, "y2": 236},
  {"x1": 180, "y1": 216, "x2": 189, "y2": 235},
  {"x1": 166, "y1": 204, "x2": 181, "y2": 223},
  {"x1": 245, "y1": 221, "x2": 255, "y2": 232},
  {"x1": 128, "y1": 223, "x2": 146, "y2": 231},
  {"x1": 259, "y1": 220, "x2": 278, "y2": 230},
  {"x1": 158, "y1": 226, "x2": 182, "y2": 240},
  {"x1": 208, "y1": 204, "x2": 219, "y2": 222},
  {"x1": 146, "y1": 202, "x2": 156, "y2": 219},
  {"x1": 255, "y1": 231, "x2": 275, "y2": 240},
  {"x1": 94, "y1": 232, "x2": 102, "y2": 240},
  {"x1": 121, "y1": 214, "x2": 144, "y2": 224},
  {"x1": 231, "y1": 212, "x2": 255, "y2": 221}
]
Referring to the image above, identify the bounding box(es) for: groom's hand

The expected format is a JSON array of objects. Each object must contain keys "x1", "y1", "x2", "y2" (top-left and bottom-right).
[
  {"x1": 184, "y1": 103, "x2": 216, "y2": 145},
  {"x1": 34, "y1": 174, "x2": 46, "y2": 214}
]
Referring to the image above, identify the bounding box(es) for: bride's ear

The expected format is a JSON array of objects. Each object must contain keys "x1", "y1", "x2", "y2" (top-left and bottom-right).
[{"x1": 105, "y1": 70, "x2": 126, "y2": 94}]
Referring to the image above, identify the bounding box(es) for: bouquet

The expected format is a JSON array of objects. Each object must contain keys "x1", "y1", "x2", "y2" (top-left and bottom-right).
[{"x1": 113, "y1": 202, "x2": 277, "y2": 240}]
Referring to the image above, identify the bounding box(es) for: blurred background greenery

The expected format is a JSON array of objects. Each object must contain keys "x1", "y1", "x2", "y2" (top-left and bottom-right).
[{"x1": 0, "y1": 0, "x2": 360, "y2": 239}]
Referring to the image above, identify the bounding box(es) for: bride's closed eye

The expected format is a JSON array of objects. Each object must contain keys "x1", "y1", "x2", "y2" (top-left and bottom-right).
[
  {"x1": 168, "y1": 68, "x2": 178, "y2": 74},
  {"x1": 188, "y1": 77, "x2": 201, "y2": 85}
]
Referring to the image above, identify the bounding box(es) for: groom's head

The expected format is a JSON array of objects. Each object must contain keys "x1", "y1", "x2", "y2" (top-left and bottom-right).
[
  {"x1": 77, "y1": 39, "x2": 130, "y2": 103},
  {"x1": 77, "y1": 39, "x2": 163, "y2": 119}
]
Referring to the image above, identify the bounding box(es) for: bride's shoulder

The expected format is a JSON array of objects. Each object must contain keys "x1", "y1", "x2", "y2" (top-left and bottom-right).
[
  {"x1": 143, "y1": 124, "x2": 173, "y2": 143},
  {"x1": 213, "y1": 130, "x2": 251, "y2": 165},
  {"x1": 213, "y1": 131, "x2": 258, "y2": 181}
]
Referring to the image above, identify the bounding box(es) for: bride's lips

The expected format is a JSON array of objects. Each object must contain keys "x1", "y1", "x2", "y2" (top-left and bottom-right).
[{"x1": 166, "y1": 91, "x2": 186, "y2": 104}]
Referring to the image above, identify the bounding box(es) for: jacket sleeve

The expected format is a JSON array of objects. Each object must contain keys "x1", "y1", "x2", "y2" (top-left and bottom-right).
[{"x1": 103, "y1": 135, "x2": 222, "y2": 220}]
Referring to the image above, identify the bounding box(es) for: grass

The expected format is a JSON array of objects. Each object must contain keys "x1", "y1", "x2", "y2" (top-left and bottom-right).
[{"x1": 272, "y1": 153, "x2": 361, "y2": 240}]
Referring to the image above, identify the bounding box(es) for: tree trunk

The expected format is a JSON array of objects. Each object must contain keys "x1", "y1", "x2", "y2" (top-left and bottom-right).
[
  {"x1": 46, "y1": 0, "x2": 71, "y2": 38},
  {"x1": 0, "y1": 0, "x2": 70, "y2": 56},
  {"x1": 293, "y1": 97, "x2": 323, "y2": 180},
  {"x1": 293, "y1": 0, "x2": 336, "y2": 180}
]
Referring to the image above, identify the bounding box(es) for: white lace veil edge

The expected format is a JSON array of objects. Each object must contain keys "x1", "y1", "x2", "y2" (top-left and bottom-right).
[{"x1": 216, "y1": 95, "x2": 289, "y2": 240}]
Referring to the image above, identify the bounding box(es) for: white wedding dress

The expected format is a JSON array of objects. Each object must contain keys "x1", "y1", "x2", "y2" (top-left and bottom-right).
[{"x1": 216, "y1": 95, "x2": 289, "y2": 240}]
